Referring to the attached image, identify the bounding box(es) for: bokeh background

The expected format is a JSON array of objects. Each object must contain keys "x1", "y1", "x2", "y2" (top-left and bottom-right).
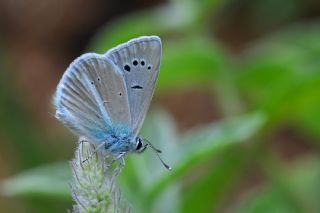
[{"x1": 1, "y1": 0, "x2": 320, "y2": 212}]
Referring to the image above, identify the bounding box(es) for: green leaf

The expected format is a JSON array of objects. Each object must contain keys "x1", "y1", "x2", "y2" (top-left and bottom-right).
[
  {"x1": 89, "y1": 2, "x2": 198, "y2": 53},
  {"x1": 282, "y1": 157, "x2": 320, "y2": 211},
  {"x1": 158, "y1": 36, "x2": 226, "y2": 92},
  {"x1": 235, "y1": 22, "x2": 320, "y2": 132},
  {"x1": 182, "y1": 150, "x2": 247, "y2": 213},
  {"x1": 140, "y1": 111, "x2": 267, "y2": 210},
  {"x1": 234, "y1": 156, "x2": 320, "y2": 213},
  {"x1": 88, "y1": 0, "x2": 225, "y2": 53},
  {"x1": 1, "y1": 162, "x2": 71, "y2": 199},
  {"x1": 235, "y1": 185, "x2": 300, "y2": 213}
]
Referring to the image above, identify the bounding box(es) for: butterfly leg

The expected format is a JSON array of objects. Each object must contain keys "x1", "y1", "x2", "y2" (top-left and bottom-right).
[
  {"x1": 109, "y1": 153, "x2": 126, "y2": 190},
  {"x1": 116, "y1": 152, "x2": 126, "y2": 166},
  {"x1": 111, "y1": 152, "x2": 126, "y2": 177},
  {"x1": 81, "y1": 141, "x2": 107, "y2": 163}
]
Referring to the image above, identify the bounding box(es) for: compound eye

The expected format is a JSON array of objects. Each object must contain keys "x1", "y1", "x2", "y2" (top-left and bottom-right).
[{"x1": 136, "y1": 139, "x2": 143, "y2": 150}]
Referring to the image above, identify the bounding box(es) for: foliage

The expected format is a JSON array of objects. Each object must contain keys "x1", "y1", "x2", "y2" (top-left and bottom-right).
[{"x1": 1, "y1": 0, "x2": 320, "y2": 212}]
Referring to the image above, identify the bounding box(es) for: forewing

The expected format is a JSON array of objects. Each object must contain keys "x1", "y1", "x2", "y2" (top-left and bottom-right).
[
  {"x1": 105, "y1": 36, "x2": 162, "y2": 136},
  {"x1": 54, "y1": 53, "x2": 131, "y2": 142}
]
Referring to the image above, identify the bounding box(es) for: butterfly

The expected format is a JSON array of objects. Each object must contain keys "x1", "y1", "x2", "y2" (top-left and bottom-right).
[{"x1": 53, "y1": 36, "x2": 171, "y2": 170}]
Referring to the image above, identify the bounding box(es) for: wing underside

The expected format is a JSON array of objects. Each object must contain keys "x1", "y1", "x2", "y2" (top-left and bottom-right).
[
  {"x1": 54, "y1": 53, "x2": 131, "y2": 142},
  {"x1": 105, "y1": 36, "x2": 162, "y2": 136}
]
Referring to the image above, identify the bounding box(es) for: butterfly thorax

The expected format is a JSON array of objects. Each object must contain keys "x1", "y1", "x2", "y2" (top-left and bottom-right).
[{"x1": 104, "y1": 124, "x2": 137, "y2": 154}]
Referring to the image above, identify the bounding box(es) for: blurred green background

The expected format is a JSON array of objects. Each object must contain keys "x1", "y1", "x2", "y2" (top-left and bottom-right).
[{"x1": 1, "y1": 0, "x2": 320, "y2": 212}]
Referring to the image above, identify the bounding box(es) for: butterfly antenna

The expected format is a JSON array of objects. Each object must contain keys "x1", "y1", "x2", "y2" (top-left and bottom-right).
[{"x1": 144, "y1": 139, "x2": 172, "y2": 171}]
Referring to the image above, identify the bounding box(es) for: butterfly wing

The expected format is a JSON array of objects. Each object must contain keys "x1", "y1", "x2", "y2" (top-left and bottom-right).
[
  {"x1": 54, "y1": 53, "x2": 131, "y2": 143},
  {"x1": 105, "y1": 36, "x2": 162, "y2": 136}
]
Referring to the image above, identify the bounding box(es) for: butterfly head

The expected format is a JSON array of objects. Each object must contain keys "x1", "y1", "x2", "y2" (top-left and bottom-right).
[
  {"x1": 134, "y1": 137, "x2": 147, "y2": 153},
  {"x1": 134, "y1": 137, "x2": 172, "y2": 171}
]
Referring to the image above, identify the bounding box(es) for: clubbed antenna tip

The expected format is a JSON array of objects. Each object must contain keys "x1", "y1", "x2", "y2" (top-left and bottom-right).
[{"x1": 144, "y1": 140, "x2": 172, "y2": 171}]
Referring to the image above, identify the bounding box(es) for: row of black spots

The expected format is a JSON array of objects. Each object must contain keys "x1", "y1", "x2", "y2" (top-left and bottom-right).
[{"x1": 123, "y1": 59, "x2": 153, "y2": 72}]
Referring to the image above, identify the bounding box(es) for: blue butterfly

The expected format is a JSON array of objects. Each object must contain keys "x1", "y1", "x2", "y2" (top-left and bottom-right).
[{"x1": 53, "y1": 36, "x2": 171, "y2": 170}]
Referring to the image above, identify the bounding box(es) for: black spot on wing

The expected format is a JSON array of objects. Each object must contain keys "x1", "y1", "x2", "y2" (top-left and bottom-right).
[
  {"x1": 124, "y1": 64, "x2": 131, "y2": 72},
  {"x1": 131, "y1": 85, "x2": 143, "y2": 89}
]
